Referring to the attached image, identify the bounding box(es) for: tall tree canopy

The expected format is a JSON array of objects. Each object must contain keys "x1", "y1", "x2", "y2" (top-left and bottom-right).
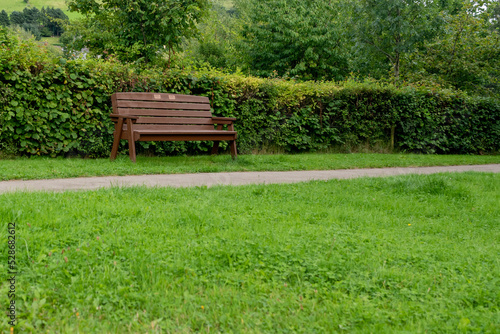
[
  {"x1": 349, "y1": 0, "x2": 444, "y2": 79},
  {"x1": 406, "y1": 0, "x2": 500, "y2": 95},
  {"x1": 236, "y1": 0, "x2": 348, "y2": 81},
  {"x1": 66, "y1": 0, "x2": 209, "y2": 64}
]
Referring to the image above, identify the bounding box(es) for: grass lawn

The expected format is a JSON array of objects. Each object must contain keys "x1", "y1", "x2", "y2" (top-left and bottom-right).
[
  {"x1": 0, "y1": 153, "x2": 499, "y2": 181},
  {"x1": 0, "y1": 172, "x2": 498, "y2": 332}
]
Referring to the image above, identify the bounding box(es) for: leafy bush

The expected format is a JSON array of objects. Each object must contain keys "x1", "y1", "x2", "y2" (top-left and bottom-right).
[{"x1": 1, "y1": 29, "x2": 499, "y2": 157}]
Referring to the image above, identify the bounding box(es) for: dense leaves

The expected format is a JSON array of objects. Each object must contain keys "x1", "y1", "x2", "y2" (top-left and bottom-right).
[
  {"x1": 349, "y1": 0, "x2": 444, "y2": 79},
  {"x1": 1, "y1": 27, "x2": 498, "y2": 158},
  {"x1": 0, "y1": 7, "x2": 68, "y2": 40},
  {"x1": 65, "y1": 0, "x2": 210, "y2": 64},
  {"x1": 185, "y1": 2, "x2": 242, "y2": 70},
  {"x1": 1, "y1": 21, "x2": 499, "y2": 158},
  {"x1": 0, "y1": 10, "x2": 9, "y2": 27},
  {"x1": 236, "y1": 0, "x2": 348, "y2": 81},
  {"x1": 405, "y1": 2, "x2": 500, "y2": 96}
]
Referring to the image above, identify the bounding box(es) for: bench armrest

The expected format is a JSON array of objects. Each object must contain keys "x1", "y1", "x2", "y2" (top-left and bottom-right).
[
  {"x1": 212, "y1": 116, "x2": 236, "y2": 124},
  {"x1": 110, "y1": 114, "x2": 139, "y2": 123}
]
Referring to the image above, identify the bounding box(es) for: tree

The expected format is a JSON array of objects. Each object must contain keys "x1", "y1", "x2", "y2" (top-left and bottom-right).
[
  {"x1": 0, "y1": 10, "x2": 9, "y2": 27},
  {"x1": 185, "y1": 1, "x2": 242, "y2": 70},
  {"x1": 349, "y1": 0, "x2": 444, "y2": 80},
  {"x1": 9, "y1": 11, "x2": 25, "y2": 26},
  {"x1": 42, "y1": 7, "x2": 69, "y2": 36},
  {"x1": 406, "y1": 1, "x2": 500, "y2": 96},
  {"x1": 66, "y1": 0, "x2": 210, "y2": 64},
  {"x1": 236, "y1": 0, "x2": 348, "y2": 81},
  {"x1": 22, "y1": 7, "x2": 41, "y2": 25}
]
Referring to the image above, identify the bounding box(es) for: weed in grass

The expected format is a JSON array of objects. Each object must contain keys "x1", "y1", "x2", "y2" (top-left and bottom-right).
[{"x1": 0, "y1": 173, "x2": 498, "y2": 332}]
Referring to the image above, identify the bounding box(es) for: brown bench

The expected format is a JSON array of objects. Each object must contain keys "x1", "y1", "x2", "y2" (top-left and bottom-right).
[{"x1": 110, "y1": 92, "x2": 237, "y2": 162}]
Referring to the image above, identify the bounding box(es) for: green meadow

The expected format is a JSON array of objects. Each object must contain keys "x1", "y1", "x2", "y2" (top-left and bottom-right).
[
  {"x1": 0, "y1": 172, "x2": 498, "y2": 332},
  {"x1": 0, "y1": 0, "x2": 80, "y2": 20}
]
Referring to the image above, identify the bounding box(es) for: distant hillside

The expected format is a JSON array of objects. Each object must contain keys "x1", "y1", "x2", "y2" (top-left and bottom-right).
[
  {"x1": 0, "y1": 1, "x2": 234, "y2": 19},
  {"x1": 0, "y1": 0, "x2": 80, "y2": 20}
]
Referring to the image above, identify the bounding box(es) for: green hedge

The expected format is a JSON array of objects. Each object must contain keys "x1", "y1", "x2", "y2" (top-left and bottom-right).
[{"x1": 1, "y1": 28, "x2": 499, "y2": 157}]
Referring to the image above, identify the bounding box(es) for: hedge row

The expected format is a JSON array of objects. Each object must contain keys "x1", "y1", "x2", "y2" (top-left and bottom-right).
[{"x1": 1, "y1": 30, "x2": 499, "y2": 157}]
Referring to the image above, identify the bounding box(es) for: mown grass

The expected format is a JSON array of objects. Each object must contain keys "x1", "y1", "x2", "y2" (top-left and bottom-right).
[
  {"x1": 0, "y1": 153, "x2": 499, "y2": 181},
  {"x1": 0, "y1": 173, "x2": 498, "y2": 332}
]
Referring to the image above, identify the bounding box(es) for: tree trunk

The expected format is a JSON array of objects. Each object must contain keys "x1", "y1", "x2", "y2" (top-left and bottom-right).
[{"x1": 394, "y1": 52, "x2": 400, "y2": 80}]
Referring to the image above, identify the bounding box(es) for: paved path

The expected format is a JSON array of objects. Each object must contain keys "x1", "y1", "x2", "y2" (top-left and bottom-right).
[{"x1": 0, "y1": 164, "x2": 498, "y2": 194}]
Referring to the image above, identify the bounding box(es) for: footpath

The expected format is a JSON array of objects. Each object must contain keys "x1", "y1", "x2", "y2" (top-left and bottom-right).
[{"x1": 0, "y1": 164, "x2": 499, "y2": 194}]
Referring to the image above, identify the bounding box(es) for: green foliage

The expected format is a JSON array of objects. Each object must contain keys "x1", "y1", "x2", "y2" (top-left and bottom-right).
[
  {"x1": 0, "y1": 10, "x2": 10, "y2": 27},
  {"x1": 22, "y1": 7, "x2": 41, "y2": 25},
  {"x1": 183, "y1": 1, "x2": 242, "y2": 70},
  {"x1": 0, "y1": 29, "x2": 499, "y2": 157},
  {"x1": 405, "y1": 1, "x2": 500, "y2": 97},
  {"x1": 236, "y1": 0, "x2": 348, "y2": 81},
  {"x1": 41, "y1": 7, "x2": 69, "y2": 36},
  {"x1": 9, "y1": 11, "x2": 24, "y2": 26},
  {"x1": 491, "y1": 2, "x2": 500, "y2": 32},
  {"x1": 0, "y1": 6, "x2": 69, "y2": 39},
  {"x1": 0, "y1": 29, "x2": 115, "y2": 156},
  {"x1": 349, "y1": 0, "x2": 444, "y2": 79},
  {"x1": 65, "y1": 0, "x2": 210, "y2": 64}
]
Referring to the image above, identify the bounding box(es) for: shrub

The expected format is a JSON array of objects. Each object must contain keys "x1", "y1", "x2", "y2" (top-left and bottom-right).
[{"x1": 0, "y1": 31, "x2": 498, "y2": 157}]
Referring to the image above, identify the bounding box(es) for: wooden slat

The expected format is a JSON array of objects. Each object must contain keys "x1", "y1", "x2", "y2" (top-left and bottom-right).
[
  {"x1": 118, "y1": 109, "x2": 213, "y2": 117},
  {"x1": 116, "y1": 101, "x2": 211, "y2": 110},
  {"x1": 125, "y1": 124, "x2": 215, "y2": 131},
  {"x1": 137, "y1": 130, "x2": 237, "y2": 135},
  {"x1": 136, "y1": 134, "x2": 237, "y2": 142},
  {"x1": 113, "y1": 92, "x2": 209, "y2": 104},
  {"x1": 135, "y1": 117, "x2": 215, "y2": 125},
  {"x1": 120, "y1": 132, "x2": 237, "y2": 141}
]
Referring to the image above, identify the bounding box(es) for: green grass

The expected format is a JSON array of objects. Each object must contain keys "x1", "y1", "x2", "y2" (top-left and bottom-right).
[
  {"x1": 39, "y1": 36, "x2": 62, "y2": 46},
  {"x1": 219, "y1": 0, "x2": 234, "y2": 9},
  {"x1": 0, "y1": 172, "x2": 498, "y2": 332},
  {"x1": 0, "y1": 0, "x2": 81, "y2": 20},
  {"x1": 0, "y1": 153, "x2": 498, "y2": 181}
]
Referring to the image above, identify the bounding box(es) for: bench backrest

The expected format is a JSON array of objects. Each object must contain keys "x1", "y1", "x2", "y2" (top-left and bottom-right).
[{"x1": 111, "y1": 92, "x2": 215, "y2": 130}]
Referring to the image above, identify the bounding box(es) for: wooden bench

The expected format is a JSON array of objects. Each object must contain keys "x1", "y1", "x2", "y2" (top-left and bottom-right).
[{"x1": 110, "y1": 92, "x2": 237, "y2": 162}]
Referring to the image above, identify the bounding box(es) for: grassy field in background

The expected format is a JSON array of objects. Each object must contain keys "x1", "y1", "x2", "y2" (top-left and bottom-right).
[
  {"x1": 0, "y1": 173, "x2": 498, "y2": 332},
  {"x1": 40, "y1": 36, "x2": 60, "y2": 44},
  {"x1": 0, "y1": 153, "x2": 498, "y2": 181},
  {"x1": 219, "y1": 0, "x2": 234, "y2": 9},
  {"x1": 0, "y1": 0, "x2": 80, "y2": 19}
]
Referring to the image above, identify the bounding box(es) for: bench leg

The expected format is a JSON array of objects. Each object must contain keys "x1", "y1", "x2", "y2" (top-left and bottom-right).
[
  {"x1": 110, "y1": 119, "x2": 123, "y2": 161},
  {"x1": 110, "y1": 134, "x2": 120, "y2": 161},
  {"x1": 211, "y1": 141, "x2": 220, "y2": 155},
  {"x1": 230, "y1": 140, "x2": 237, "y2": 159},
  {"x1": 126, "y1": 119, "x2": 137, "y2": 163},
  {"x1": 128, "y1": 139, "x2": 136, "y2": 163}
]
